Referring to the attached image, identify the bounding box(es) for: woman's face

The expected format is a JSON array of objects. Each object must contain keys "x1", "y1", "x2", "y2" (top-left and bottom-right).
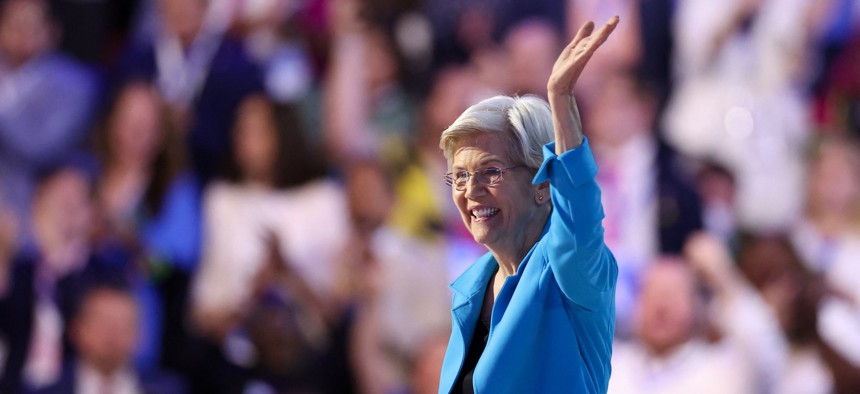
[
  {"x1": 450, "y1": 133, "x2": 538, "y2": 248},
  {"x1": 808, "y1": 143, "x2": 859, "y2": 214},
  {"x1": 636, "y1": 262, "x2": 697, "y2": 355},
  {"x1": 0, "y1": 0, "x2": 52, "y2": 67},
  {"x1": 234, "y1": 97, "x2": 278, "y2": 183},
  {"x1": 109, "y1": 85, "x2": 162, "y2": 166}
]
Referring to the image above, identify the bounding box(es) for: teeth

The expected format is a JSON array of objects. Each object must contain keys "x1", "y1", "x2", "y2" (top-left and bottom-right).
[{"x1": 472, "y1": 208, "x2": 499, "y2": 218}]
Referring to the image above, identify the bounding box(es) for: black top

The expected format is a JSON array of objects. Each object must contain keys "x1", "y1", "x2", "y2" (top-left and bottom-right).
[{"x1": 452, "y1": 317, "x2": 491, "y2": 394}]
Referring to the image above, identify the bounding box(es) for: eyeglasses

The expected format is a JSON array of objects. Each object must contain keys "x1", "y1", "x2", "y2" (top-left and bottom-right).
[{"x1": 444, "y1": 165, "x2": 525, "y2": 191}]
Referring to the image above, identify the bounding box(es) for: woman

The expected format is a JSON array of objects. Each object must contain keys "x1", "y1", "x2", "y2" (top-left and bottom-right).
[
  {"x1": 192, "y1": 94, "x2": 349, "y2": 340},
  {"x1": 95, "y1": 81, "x2": 200, "y2": 272},
  {"x1": 437, "y1": 18, "x2": 619, "y2": 393}
]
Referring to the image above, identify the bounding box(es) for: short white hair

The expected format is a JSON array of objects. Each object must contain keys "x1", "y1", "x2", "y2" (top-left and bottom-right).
[{"x1": 439, "y1": 95, "x2": 554, "y2": 169}]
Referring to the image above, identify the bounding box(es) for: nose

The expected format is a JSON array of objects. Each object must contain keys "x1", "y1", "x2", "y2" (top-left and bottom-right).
[{"x1": 462, "y1": 175, "x2": 486, "y2": 199}]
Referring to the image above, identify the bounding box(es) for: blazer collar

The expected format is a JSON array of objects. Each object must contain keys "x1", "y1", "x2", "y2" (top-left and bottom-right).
[
  {"x1": 448, "y1": 215, "x2": 552, "y2": 305},
  {"x1": 449, "y1": 251, "x2": 496, "y2": 303}
]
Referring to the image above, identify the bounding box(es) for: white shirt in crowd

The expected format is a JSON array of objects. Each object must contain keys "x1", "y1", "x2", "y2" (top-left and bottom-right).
[
  {"x1": 193, "y1": 179, "x2": 350, "y2": 318},
  {"x1": 76, "y1": 362, "x2": 142, "y2": 394}
]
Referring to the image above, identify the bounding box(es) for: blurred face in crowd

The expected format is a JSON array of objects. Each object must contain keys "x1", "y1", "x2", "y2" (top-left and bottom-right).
[
  {"x1": 424, "y1": 69, "x2": 473, "y2": 133},
  {"x1": 247, "y1": 303, "x2": 311, "y2": 374},
  {"x1": 455, "y1": 4, "x2": 493, "y2": 53},
  {"x1": 586, "y1": 75, "x2": 653, "y2": 150},
  {"x1": 33, "y1": 168, "x2": 93, "y2": 273},
  {"x1": 159, "y1": 0, "x2": 207, "y2": 46},
  {"x1": 807, "y1": 140, "x2": 860, "y2": 218},
  {"x1": 636, "y1": 259, "x2": 698, "y2": 356},
  {"x1": 71, "y1": 289, "x2": 139, "y2": 375},
  {"x1": 346, "y1": 162, "x2": 393, "y2": 235},
  {"x1": 108, "y1": 84, "x2": 163, "y2": 168},
  {"x1": 697, "y1": 166, "x2": 736, "y2": 207},
  {"x1": 234, "y1": 95, "x2": 278, "y2": 184},
  {"x1": 504, "y1": 20, "x2": 559, "y2": 96},
  {"x1": 450, "y1": 133, "x2": 540, "y2": 248},
  {"x1": 364, "y1": 28, "x2": 398, "y2": 91},
  {"x1": 0, "y1": 0, "x2": 53, "y2": 67}
]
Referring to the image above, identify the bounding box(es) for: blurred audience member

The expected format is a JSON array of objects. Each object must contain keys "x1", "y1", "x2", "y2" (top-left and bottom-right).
[
  {"x1": 566, "y1": 0, "x2": 642, "y2": 102},
  {"x1": 790, "y1": 138, "x2": 860, "y2": 386},
  {"x1": 120, "y1": 0, "x2": 262, "y2": 184},
  {"x1": 341, "y1": 161, "x2": 450, "y2": 394},
  {"x1": 192, "y1": 94, "x2": 347, "y2": 342},
  {"x1": 792, "y1": 137, "x2": 860, "y2": 294},
  {"x1": 502, "y1": 18, "x2": 561, "y2": 97},
  {"x1": 694, "y1": 162, "x2": 739, "y2": 247},
  {"x1": 663, "y1": 0, "x2": 830, "y2": 231},
  {"x1": 0, "y1": 0, "x2": 99, "y2": 246},
  {"x1": 609, "y1": 234, "x2": 786, "y2": 394},
  {"x1": 737, "y1": 234, "x2": 848, "y2": 393},
  {"x1": 235, "y1": 0, "x2": 316, "y2": 104},
  {"x1": 587, "y1": 74, "x2": 703, "y2": 336},
  {"x1": 235, "y1": 232, "x2": 355, "y2": 394},
  {"x1": 0, "y1": 163, "x2": 128, "y2": 393},
  {"x1": 95, "y1": 81, "x2": 200, "y2": 272},
  {"x1": 32, "y1": 285, "x2": 187, "y2": 394},
  {"x1": 322, "y1": 0, "x2": 417, "y2": 167}
]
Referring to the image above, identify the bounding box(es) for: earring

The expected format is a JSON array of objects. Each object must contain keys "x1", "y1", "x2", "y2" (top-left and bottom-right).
[{"x1": 538, "y1": 195, "x2": 544, "y2": 201}]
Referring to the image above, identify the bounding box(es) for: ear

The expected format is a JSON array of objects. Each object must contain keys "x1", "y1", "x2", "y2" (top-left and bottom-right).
[{"x1": 535, "y1": 181, "x2": 550, "y2": 204}]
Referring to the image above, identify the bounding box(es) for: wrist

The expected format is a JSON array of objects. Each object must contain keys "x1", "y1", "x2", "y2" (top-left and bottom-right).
[{"x1": 547, "y1": 87, "x2": 574, "y2": 97}]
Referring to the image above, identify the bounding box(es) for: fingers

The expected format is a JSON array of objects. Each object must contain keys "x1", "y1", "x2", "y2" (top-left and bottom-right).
[
  {"x1": 547, "y1": 17, "x2": 619, "y2": 95},
  {"x1": 570, "y1": 21, "x2": 595, "y2": 49},
  {"x1": 582, "y1": 16, "x2": 619, "y2": 56}
]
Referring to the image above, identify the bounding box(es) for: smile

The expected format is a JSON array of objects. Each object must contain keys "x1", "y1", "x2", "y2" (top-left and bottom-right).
[{"x1": 471, "y1": 208, "x2": 500, "y2": 219}]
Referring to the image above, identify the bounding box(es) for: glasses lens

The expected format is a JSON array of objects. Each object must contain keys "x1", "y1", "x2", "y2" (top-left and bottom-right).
[
  {"x1": 455, "y1": 171, "x2": 469, "y2": 190},
  {"x1": 483, "y1": 167, "x2": 503, "y2": 185}
]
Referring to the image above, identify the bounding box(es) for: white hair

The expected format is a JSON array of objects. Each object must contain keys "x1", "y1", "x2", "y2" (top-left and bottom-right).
[{"x1": 439, "y1": 95, "x2": 554, "y2": 170}]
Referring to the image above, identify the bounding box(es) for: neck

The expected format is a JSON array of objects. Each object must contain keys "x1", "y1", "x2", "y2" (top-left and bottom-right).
[
  {"x1": 79, "y1": 359, "x2": 127, "y2": 383},
  {"x1": 108, "y1": 155, "x2": 150, "y2": 176},
  {"x1": 489, "y1": 208, "x2": 550, "y2": 277},
  {"x1": 645, "y1": 338, "x2": 689, "y2": 359},
  {"x1": 242, "y1": 168, "x2": 276, "y2": 188}
]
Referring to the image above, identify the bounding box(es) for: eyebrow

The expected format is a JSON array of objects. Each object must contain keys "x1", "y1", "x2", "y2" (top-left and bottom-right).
[{"x1": 452, "y1": 158, "x2": 506, "y2": 170}]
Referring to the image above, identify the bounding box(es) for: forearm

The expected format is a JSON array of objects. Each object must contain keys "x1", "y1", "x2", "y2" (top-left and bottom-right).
[
  {"x1": 323, "y1": 33, "x2": 372, "y2": 158},
  {"x1": 547, "y1": 91, "x2": 584, "y2": 155},
  {"x1": 534, "y1": 140, "x2": 615, "y2": 307}
]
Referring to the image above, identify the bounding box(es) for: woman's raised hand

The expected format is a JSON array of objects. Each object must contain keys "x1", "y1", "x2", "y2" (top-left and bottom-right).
[
  {"x1": 548, "y1": 17, "x2": 618, "y2": 154},
  {"x1": 548, "y1": 17, "x2": 619, "y2": 96}
]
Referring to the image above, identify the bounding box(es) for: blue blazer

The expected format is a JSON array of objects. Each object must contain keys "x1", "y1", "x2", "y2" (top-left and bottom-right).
[{"x1": 439, "y1": 139, "x2": 617, "y2": 393}]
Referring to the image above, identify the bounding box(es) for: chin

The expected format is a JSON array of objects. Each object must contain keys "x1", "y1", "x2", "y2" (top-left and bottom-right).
[{"x1": 469, "y1": 228, "x2": 497, "y2": 247}]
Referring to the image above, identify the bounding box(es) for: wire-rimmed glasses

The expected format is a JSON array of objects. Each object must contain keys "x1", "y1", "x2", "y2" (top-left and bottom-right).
[{"x1": 443, "y1": 165, "x2": 525, "y2": 191}]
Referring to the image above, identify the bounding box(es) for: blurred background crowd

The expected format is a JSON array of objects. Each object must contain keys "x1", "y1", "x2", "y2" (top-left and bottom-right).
[{"x1": 0, "y1": 0, "x2": 858, "y2": 393}]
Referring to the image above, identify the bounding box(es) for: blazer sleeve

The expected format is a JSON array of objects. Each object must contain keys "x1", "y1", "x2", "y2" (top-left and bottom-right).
[{"x1": 533, "y1": 138, "x2": 617, "y2": 311}]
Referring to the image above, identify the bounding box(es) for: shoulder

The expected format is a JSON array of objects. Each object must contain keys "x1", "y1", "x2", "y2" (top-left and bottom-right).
[{"x1": 34, "y1": 53, "x2": 98, "y2": 96}]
